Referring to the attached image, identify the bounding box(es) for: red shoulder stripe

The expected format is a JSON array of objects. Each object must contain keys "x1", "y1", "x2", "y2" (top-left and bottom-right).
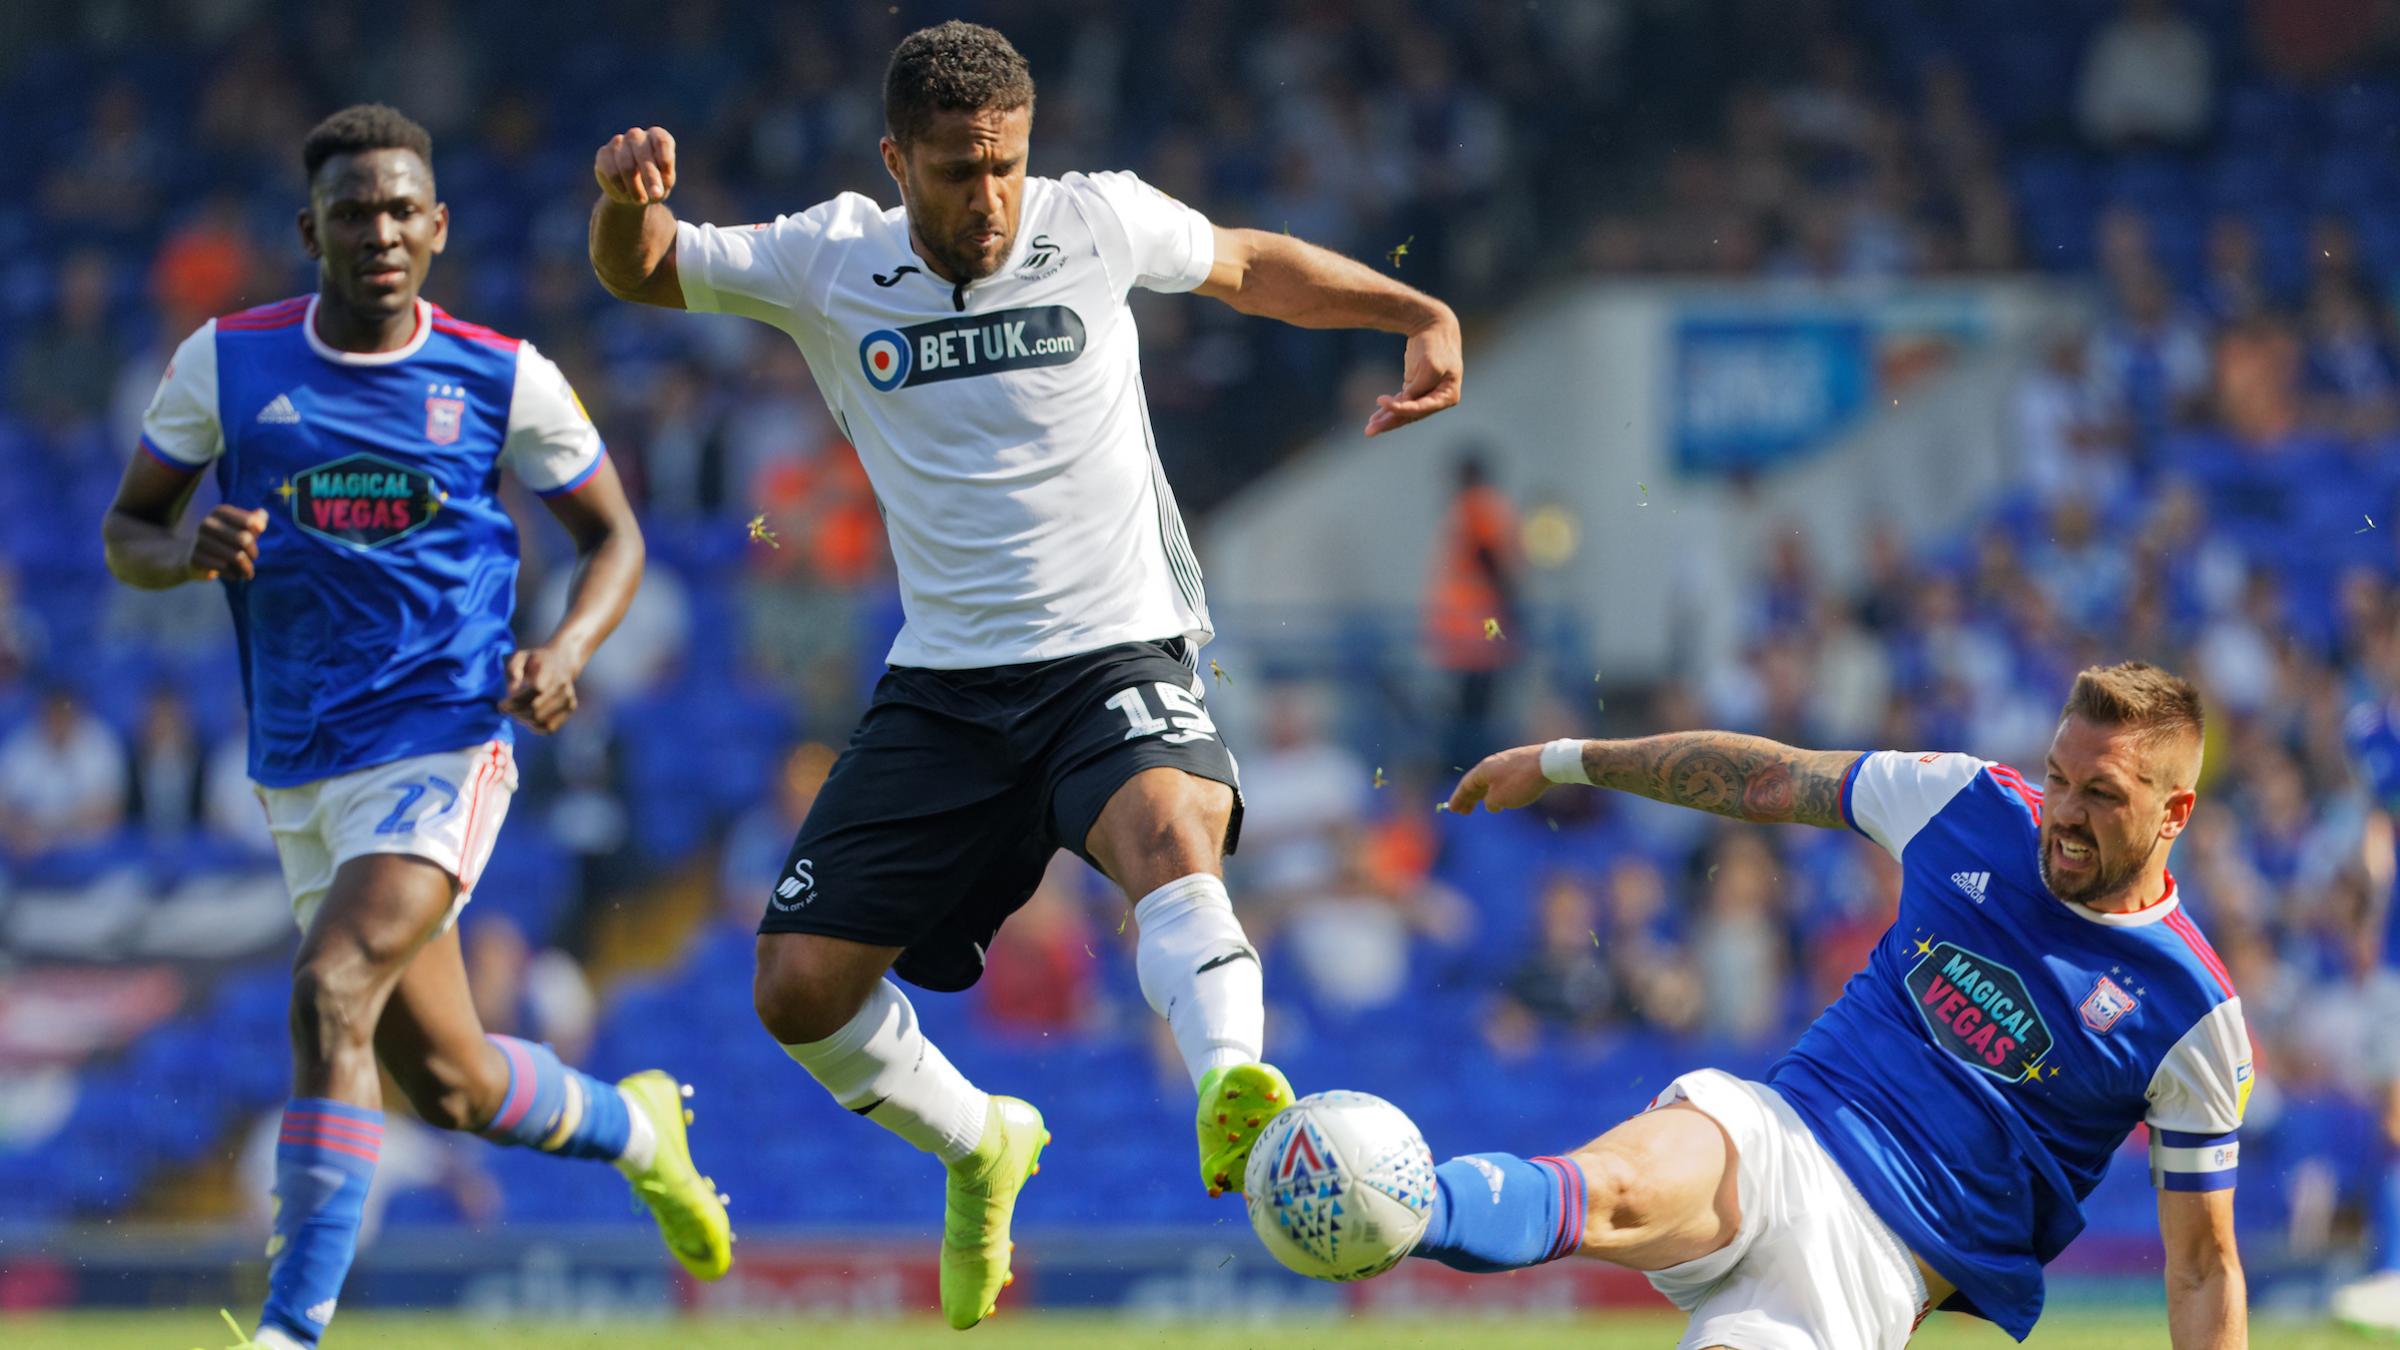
[
  {"x1": 2164, "y1": 907, "x2": 2235, "y2": 997},
  {"x1": 218, "y1": 296, "x2": 310, "y2": 331},
  {"x1": 1985, "y1": 765, "x2": 2042, "y2": 824},
  {"x1": 431, "y1": 315, "x2": 521, "y2": 352}
]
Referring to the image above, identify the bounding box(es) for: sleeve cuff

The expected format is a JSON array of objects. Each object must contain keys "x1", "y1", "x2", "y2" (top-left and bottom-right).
[
  {"x1": 532, "y1": 448, "x2": 606, "y2": 498},
  {"x1": 139, "y1": 433, "x2": 206, "y2": 471},
  {"x1": 1839, "y1": 752, "x2": 1869, "y2": 838},
  {"x1": 1157, "y1": 210, "x2": 1215, "y2": 293},
  {"x1": 673, "y1": 221, "x2": 718, "y2": 313}
]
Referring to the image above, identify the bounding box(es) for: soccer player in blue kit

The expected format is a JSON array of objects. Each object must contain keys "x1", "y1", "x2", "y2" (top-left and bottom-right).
[
  {"x1": 1419, "y1": 662, "x2": 2250, "y2": 1348},
  {"x1": 101, "y1": 105, "x2": 729, "y2": 1349},
  {"x1": 2334, "y1": 661, "x2": 2400, "y2": 1333}
]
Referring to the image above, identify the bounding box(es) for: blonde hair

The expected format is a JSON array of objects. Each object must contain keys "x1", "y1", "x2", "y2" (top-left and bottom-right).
[{"x1": 2060, "y1": 661, "x2": 2205, "y2": 786}]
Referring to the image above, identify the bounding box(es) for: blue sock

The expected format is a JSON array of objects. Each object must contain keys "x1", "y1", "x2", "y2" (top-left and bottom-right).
[
  {"x1": 2376, "y1": 1157, "x2": 2400, "y2": 1275},
  {"x1": 1408, "y1": 1152, "x2": 1587, "y2": 1273},
  {"x1": 260, "y1": 1099, "x2": 381, "y2": 1346},
  {"x1": 479, "y1": 1034, "x2": 631, "y2": 1161}
]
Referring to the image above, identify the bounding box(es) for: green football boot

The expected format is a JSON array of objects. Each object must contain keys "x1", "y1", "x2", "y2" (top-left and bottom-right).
[
  {"x1": 1196, "y1": 1061, "x2": 1295, "y2": 1197},
  {"x1": 941, "y1": 1095, "x2": 1049, "y2": 1329},
  {"x1": 618, "y1": 1070, "x2": 734, "y2": 1281}
]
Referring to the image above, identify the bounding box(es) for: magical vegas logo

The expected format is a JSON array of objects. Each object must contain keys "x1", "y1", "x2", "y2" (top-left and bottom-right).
[
  {"x1": 1904, "y1": 941, "x2": 2055, "y2": 1082},
  {"x1": 286, "y1": 452, "x2": 444, "y2": 550}
]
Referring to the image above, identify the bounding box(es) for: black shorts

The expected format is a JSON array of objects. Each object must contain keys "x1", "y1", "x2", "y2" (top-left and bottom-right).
[{"x1": 759, "y1": 638, "x2": 1244, "y2": 992}]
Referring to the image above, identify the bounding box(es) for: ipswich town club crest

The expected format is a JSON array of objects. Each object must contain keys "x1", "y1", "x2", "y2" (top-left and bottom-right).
[
  {"x1": 2079, "y1": 974, "x2": 2139, "y2": 1034},
  {"x1": 425, "y1": 394, "x2": 465, "y2": 444}
]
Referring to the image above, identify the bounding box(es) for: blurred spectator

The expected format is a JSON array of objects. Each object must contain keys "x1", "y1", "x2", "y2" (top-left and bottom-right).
[
  {"x1": 529, "y1": 558, "x2": 691, "y2": 707},
  {"x1": 12, "y1": 250, "x2": 123, "y2": 434},
  {"x1": 203, "y1": 709, "x2": 272, "y2": 854},
  {"x1": 981, "y1": 854, "x2": 1099, "y2": 1035},
  {"x1": 0, "y1": 563, "x2": 49, "y2": 690},
  {"x1": 0, "y1": 688, "x2": 127, "y2": 855},
  {"x1": 2015, "y1": 336, "x2": 2128, "y2": 509},
  {"x1": 1691, "y1": 830, "x2": 1792, "y2": 1044},
  {"x1": 718, "y1": 742, "x2": 836, "y2": 923},
  {"x1": 2087, "y1": 265, "x2": 2212, "y2": 457},
  {"x1": 38, "y1": 78, "x2": 162, "y2": 233},
  {"x1": 1236, "y1": 684, "x2": 1370, "y2": 906},
  {"x1": 465, "y1": 915, "x2": 599, "y2": 1065},
  {"x1": 2304, "y1": 281, "x2": 2400, "y2": 439},
  {"x1": 125, "y1": 688, "x2": 206, "y2": 841},
  {"x1": 1486, "y1": 873, "x2": 1617, "y2": 1056},
  {"x1": 2076, "y1": 0, "x2": 2214, "y2": 150},
  {"x1": 1423, "y1": 452, "x2": 1522, "y2": 768},
  {"x1": 2029, "y1": 499, "x2": 2132, "y2": 633},
  {"x1": 2214, "y1": 313, "x2": 2307, "y2": 446},
  {"x1": 1273, "y1": 826, "x2": 1465, "y2": 1017},
  {"x1": 147, "y1": 195, "x2": 257, "y2": 332},
  {"x1": 2198, "y1": 214, "x2": 2271, "y2": 323}
]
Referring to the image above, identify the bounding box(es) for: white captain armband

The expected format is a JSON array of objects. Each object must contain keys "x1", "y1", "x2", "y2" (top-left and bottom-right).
[{"x1": 2150, "y1": 1127, "x2": 2238, "y2": 1193}]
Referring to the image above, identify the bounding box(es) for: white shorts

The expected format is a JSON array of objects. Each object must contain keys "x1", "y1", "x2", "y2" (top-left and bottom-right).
[
  {"x1": 257, "y1": 740, "x2": 518, "y2": 932},
  {"x1": 1644, "y1": 1069, "x2": 1929, "y2": 1350}
]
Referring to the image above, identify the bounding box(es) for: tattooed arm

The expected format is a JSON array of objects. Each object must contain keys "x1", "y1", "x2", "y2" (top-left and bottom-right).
[{"x1": 1443, "y1": 733, "x2": 1862, "y2": 829}]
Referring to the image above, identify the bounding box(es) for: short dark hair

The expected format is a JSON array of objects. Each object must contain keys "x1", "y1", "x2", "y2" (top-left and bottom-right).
[
  {"x1": 302, "y1": 103, "x2": 433, "y2": 184},
  {"x1": 2061, "y1": 660, "x2": 2206, "y2": 784},
  {"x1": 883, "y1": 21, "x2": 1034, "y2": 147}
]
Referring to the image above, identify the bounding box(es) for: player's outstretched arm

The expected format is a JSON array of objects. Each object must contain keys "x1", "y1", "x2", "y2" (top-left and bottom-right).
[
  {"x1": 2159, "y1": 1188, "x2": 2245, "y2": 1348},
  {"x1": 102, "y1": 453, "x2": 265, "y2": 589},
  {"x1": 589, "y1": 125, "x2": 686, "y2": 309},
  {"x1": 1445, "y1": 733, "x2": 1859, "y2": 829},
  {"x1": 1195, "y1": 227, "x2": 1460, "y2": 437}
]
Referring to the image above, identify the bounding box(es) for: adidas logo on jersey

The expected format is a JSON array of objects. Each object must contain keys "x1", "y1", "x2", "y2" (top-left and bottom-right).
[
  {"x1": 257, "y1": 393, "x2": 302, "y2": 424},
  {"x1": 1951, "y1": 870, "x2": 1991, "y2": 904}
]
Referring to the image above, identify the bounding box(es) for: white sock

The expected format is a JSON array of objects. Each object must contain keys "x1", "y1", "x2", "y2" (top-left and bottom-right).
[
  {"x1": 780, "y1": 978, "x2": 990, "y2": 1164},
  {"x1": 1133, "y1": 873, "x2": 1265, "y2": 1088},
  {"x1": 611, "y1": 1086, "x2": 658, "y2": 1176}
]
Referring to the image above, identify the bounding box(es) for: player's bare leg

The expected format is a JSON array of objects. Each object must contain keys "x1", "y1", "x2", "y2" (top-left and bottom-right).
[
  {"x1": 1401, "y1": 1101, "x2": 1734, "y2": 1279},
  {"x1": 1562, "y1": 1103, "x2": 1744, "y2": 1269},
  {"x1": 1085, "y1": 767, "x2": 1287, "y2": 1196},
  {"x1": 756, "y1": 931, "x2": 1042, "y2": 1328},
  {"x1": 238, "y1": 855, "x2": 451, "y2": 1348},
  {"x1": 1538, "y1": 1104, "x2": 1948, "y2": 1307},
  {"x1": 376, "y1": 926, "x2": 730, "y2": 1281}
]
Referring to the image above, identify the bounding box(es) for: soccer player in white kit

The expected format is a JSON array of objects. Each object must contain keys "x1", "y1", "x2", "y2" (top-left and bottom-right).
[{"x1": 588, "y1": 21, "x2": 1463, "y2": 1328}]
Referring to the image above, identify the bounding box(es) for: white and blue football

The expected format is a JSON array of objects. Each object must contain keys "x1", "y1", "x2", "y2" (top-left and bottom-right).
[{"x1": 1243, "y1": 1089, "x2": 1436, "y2": 1281}]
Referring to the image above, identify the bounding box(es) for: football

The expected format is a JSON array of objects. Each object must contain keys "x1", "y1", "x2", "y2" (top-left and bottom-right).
[{"x1": 1244, "y1": 1090, "x2": 1438, "y2": 1282}]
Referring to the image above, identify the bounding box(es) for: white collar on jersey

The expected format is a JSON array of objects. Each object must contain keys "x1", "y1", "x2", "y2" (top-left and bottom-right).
[
  {"x1": 303, "y1": 295, "x2": 433, "y2": 366},
  {"x1": 2051, "y1": 870, "x2": 2179, "y2": 927}
]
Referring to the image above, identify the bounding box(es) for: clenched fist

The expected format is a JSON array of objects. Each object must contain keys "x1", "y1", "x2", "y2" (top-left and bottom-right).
[
  {"x1": 595, "y1": 126, "x2": 678, "y2": 207},
  {"x1": 189, "y1": 504, "x2": 268, "y2": 582}
]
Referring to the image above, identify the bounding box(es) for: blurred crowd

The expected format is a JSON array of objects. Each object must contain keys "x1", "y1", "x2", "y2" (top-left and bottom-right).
[{"x1": 9, "y1": 0, "x2": 2400, "y2": 1263}]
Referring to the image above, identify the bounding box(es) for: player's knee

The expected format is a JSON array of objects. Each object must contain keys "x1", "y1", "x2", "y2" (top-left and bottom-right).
[
  {"x1": 752, "y1": 958, "x2": 863, "y2": 1046},
  {"x1": 288, "y1": 960, "x2": 378, "y2": 1065},
  {"x1": 1571, "y1": 1145, "x2": 1654, "y2": 1247},
  {"x1": 1096, "y1": 785, "x2": 1228, "y2": 887}
]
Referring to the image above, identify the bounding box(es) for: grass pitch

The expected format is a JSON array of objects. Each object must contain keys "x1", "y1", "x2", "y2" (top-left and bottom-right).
[{"x1": 0, "y1": 1311, "x2": 2365, "y2": 1349}]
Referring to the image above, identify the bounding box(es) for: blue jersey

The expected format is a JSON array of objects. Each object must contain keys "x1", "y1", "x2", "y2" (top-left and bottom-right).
[
  {"x1": 2345, "y1": 698, "x2": 2400, "y2": 963},
  {"x1": 1769, "y1": 751, "x2": 2250, "y2": 1341},
  {"x1": 138, "y1": 296, "x2": 605, "y2": 786},
  {"x1": 2349, "y1": 699, "x2": 2400, "y2": 807}
]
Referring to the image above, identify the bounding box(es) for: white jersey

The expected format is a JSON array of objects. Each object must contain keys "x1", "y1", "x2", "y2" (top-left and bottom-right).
[{"x1": 676, "y1": 172, "x2": 1216, "y2": 669}]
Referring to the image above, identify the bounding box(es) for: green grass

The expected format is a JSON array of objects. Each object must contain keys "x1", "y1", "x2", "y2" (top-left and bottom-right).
[{"x1": 0, "y1": 1311, "x2": 2371, "y2": 1349}]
